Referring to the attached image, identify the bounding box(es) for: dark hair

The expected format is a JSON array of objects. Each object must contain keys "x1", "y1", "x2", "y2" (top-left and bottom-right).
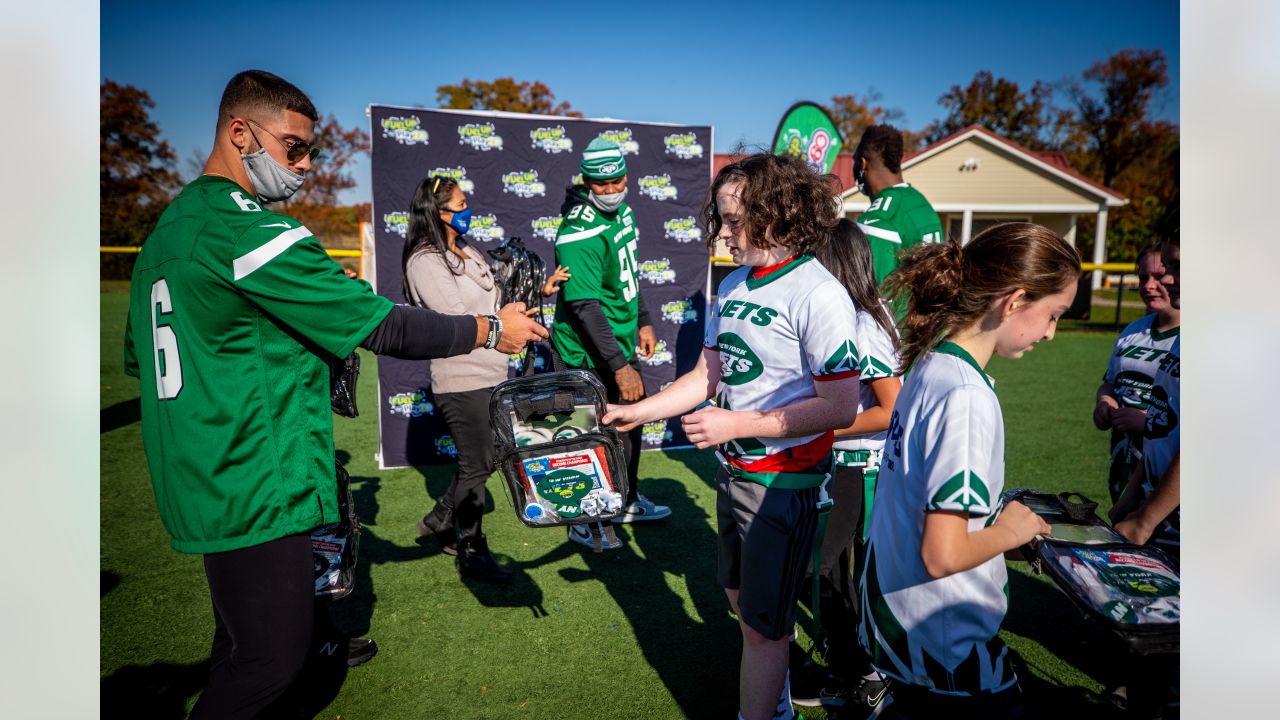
[
  {"x1": 886, "y1": 222, "x2": 1081, "y2": 372},
  {"x1": 218, "y1": 70, "x2": 318, "y2": 127},
  {"x1": 1137, "y1": 241, "x2": 1164, "y2": 264},
  {"x1": 401, "y1": 176, "x2": 461, "y2": 300},
  {"x1": 814, "y1": 219, "x2": 899, "y2": 346},
  {"x1": 702, "y1": 153, "x2": 839, "y2": 256},
  {"x1": 855, "y1": 124, "x2": 904, "y2": 174}
]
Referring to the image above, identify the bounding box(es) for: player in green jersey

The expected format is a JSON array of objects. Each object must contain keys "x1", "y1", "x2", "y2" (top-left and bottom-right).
[
  {"x1": 552, "y1": 138, "x2": 669, "y2": 550},
  {"x1": 123, "y1": 70, "x2": 545, "y2": 719},
  {"x1": 853, "y1": 124, "x2": 943, "y2": 289}
]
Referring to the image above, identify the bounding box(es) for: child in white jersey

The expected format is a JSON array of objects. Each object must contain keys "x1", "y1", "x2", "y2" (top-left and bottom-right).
[
  {"x1": 1093, "y1": 242, "x2": 1180, "y2": 503},
  {"x1": 604, "y1": 154, "x2": 862, "y2": 720},
  {"x1": 790, "y1": 219, "x2": 902, "y2": 715},
  {"x1": 860, "y1": 223, "x2": 1079, "y2": 718}
]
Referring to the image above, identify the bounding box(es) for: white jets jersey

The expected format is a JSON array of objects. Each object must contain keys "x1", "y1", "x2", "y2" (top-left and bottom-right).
[
  {"x1": 834, "y1": 304, "x2": 900, "y2": 456},
  {"x1": 1141, "y1": 334, "x2": 1180, "y2": 553},
  {"x1": 860, "y1": 342, "x2": 1016, "y2": 695},
  {"x1": 704, "y1": 255, "x2": 860, "y2": 478},
  {"x1": 1104, "y1": 314, "x2": 1180, "y2": 409}
]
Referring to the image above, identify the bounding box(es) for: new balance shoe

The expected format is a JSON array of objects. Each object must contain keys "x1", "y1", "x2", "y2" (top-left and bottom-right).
[
  {"x1": 347, "y1": 637, "x2": 378, "y2": 668},
  {"x1": 568, "y1": 522, "x2": 623, "y2": 551},
  {"x1": 610, "y1": 493, "x2": 672, "y2": 523}
]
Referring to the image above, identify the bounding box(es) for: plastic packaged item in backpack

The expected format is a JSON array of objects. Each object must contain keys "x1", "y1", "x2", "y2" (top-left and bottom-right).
[
  {"x1": 312, "y1": 460, "x2": 361, "y2": 598},
  {"x1": 490, "y1": 370, "x2": 629, "y2": 528},
  {"x1": 1004, "y1": 488, "x2": 1179, "y2": 655}
]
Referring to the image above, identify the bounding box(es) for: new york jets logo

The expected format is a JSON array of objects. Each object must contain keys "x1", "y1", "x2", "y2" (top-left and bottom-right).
[
  {"x1": 716, "y1": 332, "x2": 764, "y2": 385},
  {"x1": 929, "y1": 470, "x2": 991, "y2": 513},
  {"x1": 823, "y1": 340, "x2": 861, "y2": 375},
  {"x1": 1144, "y1": 385, "x2": 1178, "y2": 439}
]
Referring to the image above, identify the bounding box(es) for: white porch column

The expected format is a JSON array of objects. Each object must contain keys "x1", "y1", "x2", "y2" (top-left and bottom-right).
[
  {"x1": 1092, "y1": 205, "x2": 1109, "y2": 290},
  {"x1": 1065, "y1": 215, "x2": 1078, "y2": 247},
  {"x1": 960, "y1": 209, "x2": 973, "y2": 245}
]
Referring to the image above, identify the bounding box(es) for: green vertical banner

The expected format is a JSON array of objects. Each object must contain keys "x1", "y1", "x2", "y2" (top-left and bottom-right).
[{"x1": 771, "y1": 101, "x2": 843, "y2": 174}]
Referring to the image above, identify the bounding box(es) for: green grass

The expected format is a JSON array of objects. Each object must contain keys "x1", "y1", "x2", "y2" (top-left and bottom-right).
[{"x1": 102, "y1": 287, "x2": 1132, "y2": 719}]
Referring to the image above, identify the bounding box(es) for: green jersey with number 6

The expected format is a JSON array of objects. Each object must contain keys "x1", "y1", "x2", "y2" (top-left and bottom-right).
[
  {"x1": 123, "y1": 175, "x2": 393, "y2": 554},
  {"x1": 552, "y1": 187, "x2": 641, "y2": 368},
  {"x1": 857, "y1": 183, "x2": 943, "y2": 287}
]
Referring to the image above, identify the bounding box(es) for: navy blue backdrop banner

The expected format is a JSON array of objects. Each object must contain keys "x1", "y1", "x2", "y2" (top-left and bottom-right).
[{"x1": 369, "y1": 106, "x2": 713, "y2": 469}]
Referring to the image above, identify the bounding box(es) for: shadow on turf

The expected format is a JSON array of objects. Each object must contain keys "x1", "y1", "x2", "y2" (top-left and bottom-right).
[
  {"x1": 514, "y1": 475, "x2": 740, "y2": 718},
  {"x1": 101, "y1": 396, "x2": 140, "y2": 433},
  {"x1": 1003, "y1": 569, "x2": 1126, "y2": 719}
]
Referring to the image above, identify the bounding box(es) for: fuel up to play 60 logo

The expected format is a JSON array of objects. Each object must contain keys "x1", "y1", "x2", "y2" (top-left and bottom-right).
[
  {"x1": 468, "y1": 214, "x2": 505, "y2": 242},
  {"x1": 531, "y1": 216, "x2": 562, "y2": 242},
  {"x1": 638, "y1": 258, "x2": 676, "y2": 284},
  {"x1": 531, "y1": 125, "x2": 574, "y2": 154},
  {"x1": 638, "y1": 174, "x2": 678, "y2": 201},
  {"x1": 501, "y1": 169, "x2": 547, "y2": 198},
  {"x1": 381, "y1": 115, "x2": 428, "y2": 145},
  {"x1": 457, "y1": 122, "x2": 504, "y2": 151},
  {"x1": 383, "y1": 211, "x2": 409, "y2": 238},
  {"x1": 596, "y1": 128, "x2": 640, "y2": 155},
  {"x1": 661, "y1": 298, "x2": 699, "y2": 324},
  {"x1": 387, "y1": 389, "x2": 433, "y2": 418},
  {"x1": 663, "y1": 132, "x2": 703, "y2": 159},
  {"x1": 428, "y1": 166, "x2": 475, "y2": 193},
  {"x1": 663, "y1": 216, "x2": 702, "y2": 244}
]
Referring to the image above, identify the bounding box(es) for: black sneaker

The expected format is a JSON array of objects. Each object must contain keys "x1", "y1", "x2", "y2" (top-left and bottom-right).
[
  {"x1": 347, "y1": 637, "x2": 378, "y2": 668},
  {"x1": 416, "y1": 505, "x2": 457, "y2": 555},
  {"x1": 456, "y1": 534, "x2": 513, "y2": 585},
  {"x1": 826, "y1": 674, "x2": 891, "y2": 720},
  {"x1": 790, "y1": 665, "x2": 827, "y2": 707}
]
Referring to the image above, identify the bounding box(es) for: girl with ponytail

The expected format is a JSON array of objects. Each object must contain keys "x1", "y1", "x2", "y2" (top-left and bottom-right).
[{"x1": 859, "y1": 222, "x2": 1081, "y2": 717}]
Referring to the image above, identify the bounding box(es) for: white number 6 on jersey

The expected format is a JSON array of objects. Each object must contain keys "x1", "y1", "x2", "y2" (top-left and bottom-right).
[{"x1": 151, "y1": 279, "x2": 184, "y2": 399}]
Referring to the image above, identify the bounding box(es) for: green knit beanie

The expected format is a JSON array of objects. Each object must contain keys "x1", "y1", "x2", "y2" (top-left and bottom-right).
[{"x1": 580, "y1": 137, "x2": 627, "y2": 180}]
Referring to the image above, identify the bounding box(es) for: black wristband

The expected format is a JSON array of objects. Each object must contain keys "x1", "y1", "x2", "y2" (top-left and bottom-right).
[{"x1": 483, "y1": 314, "x2": 502, "y2": 350}]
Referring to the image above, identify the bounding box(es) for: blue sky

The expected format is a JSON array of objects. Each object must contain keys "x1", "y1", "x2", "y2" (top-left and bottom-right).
[{"x1": 102, "y1": 0, "x2": 1178, "y2": 205}]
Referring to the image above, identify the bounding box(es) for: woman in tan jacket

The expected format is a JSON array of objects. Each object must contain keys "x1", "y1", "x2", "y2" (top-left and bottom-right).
[{"x1": 403, "y1": 176, "x2": 513, "y2": 584}]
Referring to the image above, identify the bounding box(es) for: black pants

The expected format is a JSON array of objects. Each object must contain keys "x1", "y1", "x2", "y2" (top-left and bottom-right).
[
  {"x1": 584, "y1": 358, "x2": 643, "y2": 505},
  {"x1": 190, "y1": 534, "x2": 315, "y2": 720},
  {"x1": 802, "y1": 463, "x2": 872, "y2": 679},
  {"x1": 434, "y1": 387, "x2": 497, "y2": 541}
]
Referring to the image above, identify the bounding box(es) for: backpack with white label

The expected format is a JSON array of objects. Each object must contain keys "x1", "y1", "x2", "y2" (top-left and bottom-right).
[{"x1": 490, "y1": 370, "x2": 629, "y2": 531}]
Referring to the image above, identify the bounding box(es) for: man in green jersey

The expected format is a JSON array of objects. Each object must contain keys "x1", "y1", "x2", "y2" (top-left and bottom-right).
[
  {"x1": 553, "y1": 138, "x2": 670, "y2": 549},
  {"x1": 852, "y1": 124, "x2": 943, "y2": 288},
  {"x1": 123, "y1": 70, "x2": 545, "y2": 719}
]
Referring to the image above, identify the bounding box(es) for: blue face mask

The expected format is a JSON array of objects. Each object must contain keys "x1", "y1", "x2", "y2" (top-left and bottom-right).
[{"x1": 447, "y1": 207, "x2": 472, "y2": 234}]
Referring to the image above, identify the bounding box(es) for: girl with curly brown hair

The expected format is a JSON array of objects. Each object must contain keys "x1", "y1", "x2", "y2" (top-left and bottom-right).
[{"x1": 605, "y1": 153, "x2": 862, "y2": 720}]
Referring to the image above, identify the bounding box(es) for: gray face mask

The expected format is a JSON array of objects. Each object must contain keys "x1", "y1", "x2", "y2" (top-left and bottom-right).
[
  {"x1": 241, "y1": 148, "x2": 304, "y2": 202},
  {"x1": 589, "y1": 187, "x2": 627, "y2": 213}
]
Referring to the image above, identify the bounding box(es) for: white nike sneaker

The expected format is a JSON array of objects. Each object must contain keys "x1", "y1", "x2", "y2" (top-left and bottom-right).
[
  {"x1": 567, "y1": 522, "x2": 623, "y2": 551},
  {"x1": 610, "y1": 493, "x2": 672, "y2": 523}
]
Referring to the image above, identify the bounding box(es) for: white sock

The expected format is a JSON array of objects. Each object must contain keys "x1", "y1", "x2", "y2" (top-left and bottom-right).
[{"x1": 775, "y1": 670, "x2": 795, "y2": 719}]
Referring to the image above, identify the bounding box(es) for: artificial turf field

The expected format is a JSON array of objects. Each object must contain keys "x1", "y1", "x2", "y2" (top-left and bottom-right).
[{"x1": 100, "y1": 284, "x2": 1147, "y2": 719}]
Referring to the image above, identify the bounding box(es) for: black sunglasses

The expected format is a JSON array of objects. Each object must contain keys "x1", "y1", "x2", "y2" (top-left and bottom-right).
[{"x1": 240, "y1": 117, "x2": 321, "y2": 163}]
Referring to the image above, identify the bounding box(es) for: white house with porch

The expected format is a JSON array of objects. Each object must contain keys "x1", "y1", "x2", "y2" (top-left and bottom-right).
[{"x1": 839, "y1": 125, "x2": 1128, "y2": 288}]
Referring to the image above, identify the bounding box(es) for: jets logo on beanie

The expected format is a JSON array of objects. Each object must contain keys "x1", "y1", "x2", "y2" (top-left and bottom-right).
[{"x1": 580, "y1": 137, "x2": 627, "y2": 180}]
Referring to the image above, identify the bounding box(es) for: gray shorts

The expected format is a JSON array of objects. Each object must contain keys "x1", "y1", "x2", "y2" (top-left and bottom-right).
[{"x1": 715, "y1": 466, "x2": 821, "y2": 641}]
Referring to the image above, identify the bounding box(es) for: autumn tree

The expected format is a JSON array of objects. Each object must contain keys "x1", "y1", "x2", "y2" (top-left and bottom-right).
[
  {"x1": 924, "y1": 71, "x2": 1056, "y2": 148},
  {"x1": 1068, "y1": 49, "x2": 1173, "y2": 187},
  {"x1": 436, "y1": 78, "x2": 582, "y2": 117},
  {"x1": 824, "y1": 90, "x2": 912, "y2": 149},
  {"x1": 101, "y1": 80, "x2": 182, "y2": 277},
  {"x1": 278, "y1": 114, "x2": 371, "y2": 250}
]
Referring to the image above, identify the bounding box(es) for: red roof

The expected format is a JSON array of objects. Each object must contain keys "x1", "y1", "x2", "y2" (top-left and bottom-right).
[{"x1": 712, "y1": 124, "x2": 1125, "y2": 203}]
